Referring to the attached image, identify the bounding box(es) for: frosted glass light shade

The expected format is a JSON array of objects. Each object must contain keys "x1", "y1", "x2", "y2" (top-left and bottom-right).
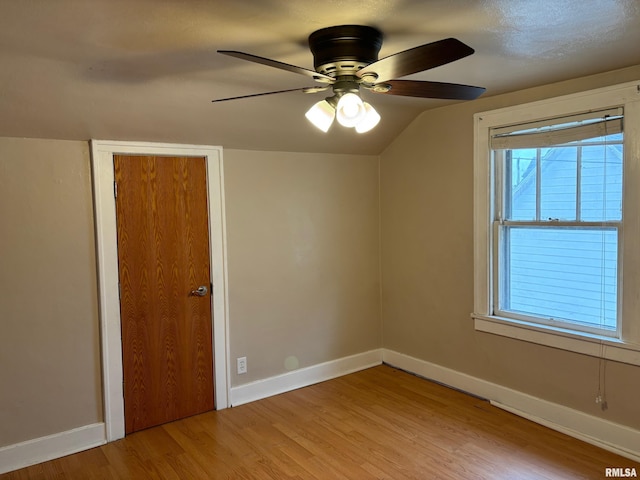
[
  {"x1": 305, "y1": 100, "x2": 335, "y2": 132},
  {"x1": 335, "y1": 93, "x2": 366, "y2": 128},
  {"x1": 355, "y1": 102, "x2": 381, "y2": 133}
]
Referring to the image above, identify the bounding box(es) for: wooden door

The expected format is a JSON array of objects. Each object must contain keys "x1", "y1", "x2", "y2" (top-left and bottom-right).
[{"x1": 114, "y1": 155, "x2": 214, "y2": 434}]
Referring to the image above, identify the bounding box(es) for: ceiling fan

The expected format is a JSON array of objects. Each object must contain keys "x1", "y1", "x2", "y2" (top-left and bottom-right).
[{"x1": 214, "y1": 25, "x2": 485, "y2": 133}]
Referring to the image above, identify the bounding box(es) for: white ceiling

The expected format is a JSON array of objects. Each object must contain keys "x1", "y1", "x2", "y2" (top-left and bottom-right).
[{"x1": 0, "y1": 0, "x2": 639, "y2": 155}]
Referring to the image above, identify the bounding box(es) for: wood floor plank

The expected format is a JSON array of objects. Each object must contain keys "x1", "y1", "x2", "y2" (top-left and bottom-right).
[{"x1": 2, "y1": 365, "x2": 638, "y2": 479}]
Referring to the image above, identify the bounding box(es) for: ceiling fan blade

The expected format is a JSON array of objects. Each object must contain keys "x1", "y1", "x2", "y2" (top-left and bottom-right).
[
  {"x1": 358, "y1": 38, "x2": 474, "y2": 83},
  {"x1": 372, "y1": 80, "x2": 485, "y2": 100},
  {"x1": 218, "y1": 50, "x2": 334, "y2": 83},
  {"x1": 212, "y1": 87, "x2": 318, "y2": 103}
]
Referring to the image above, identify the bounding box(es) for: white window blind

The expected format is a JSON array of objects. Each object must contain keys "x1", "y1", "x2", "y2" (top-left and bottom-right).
[{"x1": 491, "y1": 108, "x2": 623, "y2": 150}]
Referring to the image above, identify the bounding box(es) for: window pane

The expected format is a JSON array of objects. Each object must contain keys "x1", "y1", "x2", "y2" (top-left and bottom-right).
[
  {"x1": 580, "y1": 144, "x2": 623, "y2": 221},
  {"x1": 505, "y1": 149, "x2": 536, "y2": 220},
  {"x1": 500, "y1": 226, "x2": 617, "y2": 330},
  {"x1": 540, "y1": 147, "x2": 577, "y2": 220}
]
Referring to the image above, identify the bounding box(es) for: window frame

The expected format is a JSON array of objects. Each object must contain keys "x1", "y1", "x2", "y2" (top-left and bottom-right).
[
  {"x1": 494, "y1": 223, "x2": 621, "y2": 337},
  {"x1": 473, "y1": 81, "x2": 640, "y2": 366},
  {"x1": 494, "y1": 132, "x2": 623, "y2": 338}
]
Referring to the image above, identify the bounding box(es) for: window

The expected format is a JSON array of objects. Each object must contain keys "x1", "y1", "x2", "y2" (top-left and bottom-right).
[
  {"x1": 495, "y1": 110, "x2": 622, "y2": 337},
  {"x1": 473, "y1": 82, "x2": 640, "y2": 365}
]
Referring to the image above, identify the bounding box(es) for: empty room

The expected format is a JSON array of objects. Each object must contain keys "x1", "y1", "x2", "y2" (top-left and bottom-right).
[{"x1": 1, "y1": 1, "x2": 639, "y2": 478}]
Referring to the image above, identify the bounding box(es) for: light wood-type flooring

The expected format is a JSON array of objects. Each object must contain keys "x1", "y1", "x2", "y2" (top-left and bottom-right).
[{"x1": 2, "y1": 365, "x2": 638, "y2": 479}]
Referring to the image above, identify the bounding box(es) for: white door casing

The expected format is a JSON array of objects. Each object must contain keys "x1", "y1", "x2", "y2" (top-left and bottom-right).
[{"x1": 91, "y1": 140, "x2": 230, "y2": 441}]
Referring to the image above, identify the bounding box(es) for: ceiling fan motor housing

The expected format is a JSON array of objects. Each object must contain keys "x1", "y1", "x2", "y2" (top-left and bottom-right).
[{"x1": 308, "y1": 25, "x2": 383, "y2": 77}]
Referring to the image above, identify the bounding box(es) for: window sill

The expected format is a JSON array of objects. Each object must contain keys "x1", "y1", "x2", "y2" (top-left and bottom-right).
[{"x1": 472, "y1": 314, "x2": 640, "y2": 366}]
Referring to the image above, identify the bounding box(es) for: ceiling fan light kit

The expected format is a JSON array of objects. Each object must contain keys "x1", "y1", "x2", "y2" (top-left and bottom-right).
[
  {"x1": 356, "y1": 102, "x2": 381, "y2": 133},
  {"x1": 215, "y1": 25, "x2": 485, "y2": 133},
  {"x1": 305, "y1": 93, "x2": 381, "y2": 133},
  {"x1": 305, "y1": 99, "x2": 336, "y2": 132},
  {"x1": 336, "y1": 93, "x2": 367, "y2": 127}
]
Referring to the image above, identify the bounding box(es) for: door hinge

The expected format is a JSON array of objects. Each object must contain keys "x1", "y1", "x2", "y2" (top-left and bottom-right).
[{"x1": 114, "y1": 181, "x2": 118, "y2": 198}]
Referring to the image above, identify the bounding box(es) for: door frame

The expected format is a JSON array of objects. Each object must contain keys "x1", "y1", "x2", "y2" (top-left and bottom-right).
[{"x1": 91, "y1": 140, "x2": 229, "y2": 442}]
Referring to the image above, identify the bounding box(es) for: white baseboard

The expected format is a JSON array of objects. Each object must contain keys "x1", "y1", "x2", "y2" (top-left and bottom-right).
[
  {"x1": 382, "y1": 349, "x2": 640, "y2": 463},
  {"x1": 0, "y1": 423, "x2": 106, "y2": 474},
  {"x1": 230, "y1": 349, "x2": 383, "y2": 407}
]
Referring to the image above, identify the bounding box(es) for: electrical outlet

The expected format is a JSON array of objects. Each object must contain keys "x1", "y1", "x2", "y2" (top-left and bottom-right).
[{"x1": 237, "y1": 356, "x2": 247, "y2": 374}]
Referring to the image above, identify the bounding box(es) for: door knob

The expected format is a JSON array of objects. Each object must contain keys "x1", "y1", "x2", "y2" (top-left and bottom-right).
[{"x1": 190, "y1": 285, "x2": 208, "y2": 297}]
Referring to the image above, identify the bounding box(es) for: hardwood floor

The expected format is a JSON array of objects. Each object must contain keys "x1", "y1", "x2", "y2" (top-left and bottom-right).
[{"x1": 2, "y1": 365, "x2": 638, "y2": 479}]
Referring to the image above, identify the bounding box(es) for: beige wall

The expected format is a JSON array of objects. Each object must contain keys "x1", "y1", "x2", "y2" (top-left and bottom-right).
[
  {"x1": 0, "y1": 138, "x2": 102, "y2": 447},
  {"x1": 380, "y1": 65, "x2": 640, "y2": 429},
  {"x1": 224, "y1": 149, "x2": 381, "y2": 385},
  {"x1": 0, "y1": 141, "x2": 381, "y2": 450}
]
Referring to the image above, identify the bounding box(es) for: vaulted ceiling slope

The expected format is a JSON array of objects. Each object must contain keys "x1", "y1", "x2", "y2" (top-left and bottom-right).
[{"x1": 0, "y1": 0, "x2": 639, "y2": 155}]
